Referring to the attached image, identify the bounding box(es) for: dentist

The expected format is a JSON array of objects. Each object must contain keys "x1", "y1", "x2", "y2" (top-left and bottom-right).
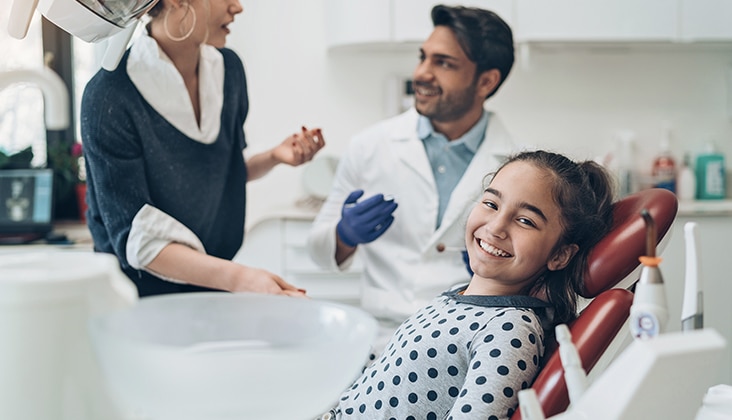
[
  {"x1": 308, "y1": 4, "x2": 518, "y2": 346},
  {"x1": 81, "y1": 0, "x2": 325, "y2": 296}
]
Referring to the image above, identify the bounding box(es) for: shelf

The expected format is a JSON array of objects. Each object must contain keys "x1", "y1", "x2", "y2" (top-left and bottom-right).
[{"x1": 677, "y1": 199, "x2": 732, "y2": 216}]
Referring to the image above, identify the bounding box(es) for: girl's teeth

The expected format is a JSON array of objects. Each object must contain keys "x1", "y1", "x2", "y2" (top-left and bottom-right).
[{"x1": 479, "y1": 240, "x2": 511, "y2": 257}]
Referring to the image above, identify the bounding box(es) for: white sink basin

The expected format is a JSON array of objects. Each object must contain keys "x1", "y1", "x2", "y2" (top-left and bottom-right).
[{"x1": 89, "y1": 292, "x2": 377, "y2": 420}]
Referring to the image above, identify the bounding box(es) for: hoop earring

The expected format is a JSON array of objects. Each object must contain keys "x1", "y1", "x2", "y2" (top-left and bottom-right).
[{"x1": 164, "y1": 3, "x2": 197, "y2": 42}]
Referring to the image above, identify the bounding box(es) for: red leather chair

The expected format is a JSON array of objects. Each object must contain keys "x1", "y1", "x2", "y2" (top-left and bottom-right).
[{"x1": 510, "y1": 188, "x2": 679, "y2": 420}]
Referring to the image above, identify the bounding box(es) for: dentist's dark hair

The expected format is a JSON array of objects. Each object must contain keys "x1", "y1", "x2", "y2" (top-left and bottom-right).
[
  {"x1": 431, "y1": 4, "x2": 514, "y2": 99},
  {"x1": 486, "y1": 150, "x2": 615, "y2": 325}
]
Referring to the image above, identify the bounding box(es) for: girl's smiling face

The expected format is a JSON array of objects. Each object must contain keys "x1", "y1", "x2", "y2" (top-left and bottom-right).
[{"x1": 464, "y1": 160, "x2": 577, "y2": 295}]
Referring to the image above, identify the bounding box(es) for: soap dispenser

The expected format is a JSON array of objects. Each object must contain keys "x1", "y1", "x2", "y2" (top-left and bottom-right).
[
  {"x1": 695, "y1": 142, "x2": 726, "y2": 200},
  {"x1": 677, "y1": 153, "x2": 696, "y2": 201}
]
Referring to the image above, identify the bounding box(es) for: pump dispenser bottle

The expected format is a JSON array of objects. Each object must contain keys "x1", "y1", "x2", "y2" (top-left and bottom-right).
[
  {"x1": 677, "y1": 153, "x2": 696, "y2": 201},
  {"x1": 696, "y1": 142, "x2": 726, "y2": 200},
  {"x1": 652, "y1": 127, "x2": 677, "y2": 193}
]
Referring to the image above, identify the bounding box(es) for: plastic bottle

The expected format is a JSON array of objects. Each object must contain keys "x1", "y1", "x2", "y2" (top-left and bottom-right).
[
  {"x1": 677, "y1": 153, "x2": 696, "y2": 201},
  {"x1": 695, "y1": 142, "x2": 726, "y2": 200},
  {"x1": 651, "y1": 127, "x2": 677, "y2": 193}
]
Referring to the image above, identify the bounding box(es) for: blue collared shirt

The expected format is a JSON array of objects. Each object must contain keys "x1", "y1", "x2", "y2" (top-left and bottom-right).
[{"x1": 418, "y1": 110, "x2": 488, "y2": 228}]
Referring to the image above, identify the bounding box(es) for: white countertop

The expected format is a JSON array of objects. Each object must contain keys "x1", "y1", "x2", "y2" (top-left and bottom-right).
[
  {"x1": 0, "y1": 221, "x2": 93, "y2": 254},
  {"x1": 677, "y1": 199, "x2": 732, "y2": 217},
  {"x1": 245, "y1": 199, "x2": 322, "y2": 231}
]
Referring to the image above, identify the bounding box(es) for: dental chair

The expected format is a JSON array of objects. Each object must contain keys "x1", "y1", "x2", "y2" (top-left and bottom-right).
[{"x1": 510, "y1": 188, "x2": 678, "y2": 420}]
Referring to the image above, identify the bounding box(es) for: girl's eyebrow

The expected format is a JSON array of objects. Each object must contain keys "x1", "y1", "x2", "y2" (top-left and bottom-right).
[{"x1": 485, "y1": 187, "x2": 548, "y2": 223}]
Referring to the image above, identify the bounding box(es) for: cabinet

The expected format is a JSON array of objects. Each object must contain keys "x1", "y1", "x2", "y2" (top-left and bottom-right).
[
  {"x1": 326, "y1": 0, "x2": 732, "y2": 51},
  {"x1": 392, "y1": 0, "x2": 514, "y2": 43},
  {"x1": 679, "y1": 0, "x2": 732, "y2": 41},
  {"x1": 234, "y1": 215, "x2": 363, "y2": 305},
  {"x1": 325, "y1": 0, "x2": 391, "y2": 49},
  {"x1": 325, "y1": 0, "x2": 514, "y2": 49},
  {"x1": 659, "y1": 204, "x2": 732, "y2": 385},
  {"x1": 514, "y1": 0, "x2": 677, "y2": 42}
]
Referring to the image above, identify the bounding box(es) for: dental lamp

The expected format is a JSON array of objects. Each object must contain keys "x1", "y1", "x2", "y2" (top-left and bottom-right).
[
  {"x1": 8, "y1": 0, "x2": 159, "y2": 70},
  {"x1": 682, "y1": 222, "x2": 703, "y2": 331},
  {"x1": 0, "y1": 67, "x2": 69, "y2": 130}
]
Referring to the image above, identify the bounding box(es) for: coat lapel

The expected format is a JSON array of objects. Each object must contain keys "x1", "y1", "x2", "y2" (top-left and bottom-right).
[{"x1": 389, "y1": 110, "x2": 435, "y2": 187}]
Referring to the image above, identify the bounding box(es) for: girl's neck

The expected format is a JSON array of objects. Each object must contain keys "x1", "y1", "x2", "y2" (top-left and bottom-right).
[{"x1": 462, "y1": 276, "x2": 533, "y2": 297}]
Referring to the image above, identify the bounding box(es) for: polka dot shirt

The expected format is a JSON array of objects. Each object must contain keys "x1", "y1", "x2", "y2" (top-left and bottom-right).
[{"x1": 334, "y1": 286, "x2": 549, "y2": 420}]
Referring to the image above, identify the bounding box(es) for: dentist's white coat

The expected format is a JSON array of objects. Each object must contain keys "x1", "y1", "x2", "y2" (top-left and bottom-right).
[{"x1": 307, "y1": 107, "x2": 518, "y2": 324}]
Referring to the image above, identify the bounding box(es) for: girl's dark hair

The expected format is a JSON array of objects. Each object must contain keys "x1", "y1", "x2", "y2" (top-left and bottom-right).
[
  {"x1": 487, "y1": 150, "x2": 615, "y2": 325},
  {"x1": 431, "y1": 4, "x2": 514, "y2": 99}
]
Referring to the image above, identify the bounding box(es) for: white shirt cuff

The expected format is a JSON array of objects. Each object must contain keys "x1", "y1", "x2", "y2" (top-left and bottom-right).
[{"x1": 126, "y1": 204, "x2": 206, "y2": 284}]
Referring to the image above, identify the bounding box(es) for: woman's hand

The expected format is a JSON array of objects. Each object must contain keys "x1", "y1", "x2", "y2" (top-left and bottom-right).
[
  {"x1": 146, "y1": 244, "x2": 307, "y2": 297},
  {"x1": 230, "y1": 265, "x2": 308, "y2": 297},
  {"x1": 272, "y1": 126, "x2": 326, "y2": 167}
]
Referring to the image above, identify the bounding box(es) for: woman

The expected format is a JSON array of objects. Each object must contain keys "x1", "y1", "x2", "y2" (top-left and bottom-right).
[{"x1": 81, "y1": 0, "x2": 324, "y2": 296}]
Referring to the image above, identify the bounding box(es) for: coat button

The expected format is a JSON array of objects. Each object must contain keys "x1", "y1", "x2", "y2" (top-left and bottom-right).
[{"x1": 436, "y1": 243, "x2": 446, "y2": 252}]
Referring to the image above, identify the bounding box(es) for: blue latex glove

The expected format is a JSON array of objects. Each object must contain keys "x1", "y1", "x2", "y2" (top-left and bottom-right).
[
  {"x1": 462, "y1": 250, "x2": 474, "y2": 277},
  {"x1": 336, "y1": 190, "x2": 398, "y2": 248}
]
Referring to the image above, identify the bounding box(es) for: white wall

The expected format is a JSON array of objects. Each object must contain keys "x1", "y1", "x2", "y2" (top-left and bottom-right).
[{"x1": 228, "y1": 0, "x2": 732, "y2": 228}]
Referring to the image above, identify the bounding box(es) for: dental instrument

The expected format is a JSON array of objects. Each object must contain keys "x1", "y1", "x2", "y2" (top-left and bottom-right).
[
  {"x1": 682, "y1": 222, "x2": 704, "y2": 331},
  {"x1": 628, "y1": 208, "x2": 669, "y2": 340},
  {"x1": 518, "y1": 388, "x2": 546, "y2": 420},
  {"x1": 556, "y1": 324, "x2": 588, "y2": 405}
]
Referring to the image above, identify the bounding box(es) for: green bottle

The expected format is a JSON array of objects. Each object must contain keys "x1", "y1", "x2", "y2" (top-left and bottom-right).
[{"x1": 695, "y1": 143, "x2": 726, "y2": 200}]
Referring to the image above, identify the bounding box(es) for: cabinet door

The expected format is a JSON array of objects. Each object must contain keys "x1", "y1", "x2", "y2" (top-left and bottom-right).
[
  {"x1": 680, "y1": 0, "x2": 732, "y2": 41},
  {"x1": 234, "y1": 218, "x2": 284, "y2": 275},
  {"x1": 283, "y1": 219, "x2": 363, "y2": 303},
  {"x1": 393, "y1": 0, "x2": 515, "y2": 43},
  {"x1": 325, "y1": 0, "x2": 392, "y2": 49},
  {"x1": 515, "y1": 0, "x2": 678, "y2": 42},
  {"x1": 660, "y1": 215, "x2": 732, "y2": 384}
]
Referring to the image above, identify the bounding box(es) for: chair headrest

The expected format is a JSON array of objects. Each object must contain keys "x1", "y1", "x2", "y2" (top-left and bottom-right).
[{"x1": 582, "y1": 188, "x2": 678, "y2": 298}]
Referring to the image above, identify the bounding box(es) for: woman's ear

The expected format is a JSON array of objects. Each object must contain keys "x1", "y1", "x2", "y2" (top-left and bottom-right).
[
  {"x1": 547, "y1": 243, "x2": 579, "y2": 271},
  {"x1": 164, "y1": 0, "x2": 184, "y2": 9}
]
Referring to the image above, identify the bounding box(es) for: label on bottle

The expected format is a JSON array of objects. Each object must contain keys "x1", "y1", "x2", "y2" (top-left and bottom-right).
[
  {"x1": 696, "y1": 155, "x2": 727, "y2": 199},
  {"x1": 705, "y1": 161, "x2": 725, "y2": 196},
  {"x1": 652, "y1": 156, "x2": 676, "y2": 193}
]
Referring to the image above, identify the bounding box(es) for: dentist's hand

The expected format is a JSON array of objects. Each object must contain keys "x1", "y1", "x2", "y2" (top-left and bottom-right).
[{"x1": 336, "y1": 190, "x2": 398, "y2": 248}]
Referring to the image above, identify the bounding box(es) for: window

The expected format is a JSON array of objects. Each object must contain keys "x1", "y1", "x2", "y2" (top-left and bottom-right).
[
  {"x1": 0, "y1": 8, "x2": 99, "y2": 220},
  {"x1": 1, "y1": 7, "x2": 145, "y2": 220},
  {"x1": 72, "y1": 38, "x2": 104, "y2": 142},
  {"x1": 0, "y1": 10, "x2": 45, "y2": 167}
]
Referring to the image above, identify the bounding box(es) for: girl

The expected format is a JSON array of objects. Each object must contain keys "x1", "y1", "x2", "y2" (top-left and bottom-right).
[
  {"x1": 328, "y1": 150, "x2": 614, "y2": 420},
  {"x1": 81, "y1": 0, "x2": 325, "y2": 296}
]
